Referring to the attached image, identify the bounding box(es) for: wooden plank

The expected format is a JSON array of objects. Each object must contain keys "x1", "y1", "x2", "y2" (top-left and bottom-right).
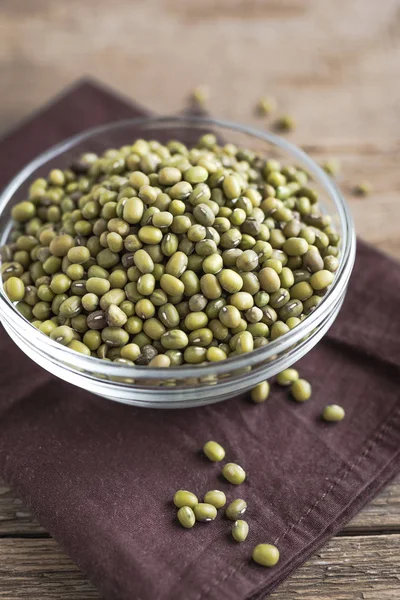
[
  {"x1": 0, "y1": 0, "x2": 400, "y2": 148},
  {"x1": 0, "y1": 483, "x2": 45, "y2": 536},
  {"x1": 344, "y1": 475, "x2": 400, "y2": 534},
  {"x1": 0, "y1": 535, "x2": 398, "y2": 600},
  {"x1": 309, "y1": 148, "x2": 400, "y2": 260},
  {"x1": 271, "y1": 534, "x2": 400, "y2": 600},
  {"x1": 0, "y1": 539, "x2": 101, "y2": 599}
]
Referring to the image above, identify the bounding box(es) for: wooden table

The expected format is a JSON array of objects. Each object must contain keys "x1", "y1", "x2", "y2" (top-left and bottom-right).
[
  {"x1": 1, "y1": 476, "x2": 399, "y2": 599},
  {"x1": 0, "y1": 0, "x2": 399, "y2": 598}
]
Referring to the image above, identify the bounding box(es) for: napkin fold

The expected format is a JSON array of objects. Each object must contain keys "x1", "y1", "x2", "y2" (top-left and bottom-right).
[{"x1": 0, "y1": 79, "x2": 399, "y2": 600}]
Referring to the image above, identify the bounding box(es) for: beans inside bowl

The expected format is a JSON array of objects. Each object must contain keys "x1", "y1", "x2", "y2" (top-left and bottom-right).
[
  {"x1": 0, "y1": 117, "x2": 355, "y2": 407},
  {"x1": 0, "y1": 132, "x2": 341, "y2": 368}
]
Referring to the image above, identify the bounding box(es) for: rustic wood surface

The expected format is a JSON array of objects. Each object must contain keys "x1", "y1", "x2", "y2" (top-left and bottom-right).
[
  {"x1": 0, "y1": 0, "x2": 399, "y2": 598},
  {"x1": 0, "y1": 476, "x2": 399, "y2": 600}
]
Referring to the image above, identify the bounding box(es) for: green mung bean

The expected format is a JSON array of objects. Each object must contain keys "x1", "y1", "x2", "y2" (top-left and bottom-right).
[
  {"x1": 322, "y1": 404, "x2": 345, "y2": 422},
  {"x1": 203, "y1": 440, "x2": 225, "y2": 462},
  {"x1": 173, "y1": 490, "x2": 198, "y2": 509},
  {"x1": 177, "y1": 506, "x2": 196, "y2": 529},
  {"x1": 194, "y1": 503, "x2": 217, "y2": 522},
  {"x1": 252, "y1": 544, "x2": 280, "y2": 567},
  {"x1": 232, "y1": 520, "x2": 249, "y2": 542},
  {"x1": 225, "y1": 499, "x2": 247, "y2": 520},
  {"x1": 250, "y1": 381, "x2": 270, "y2": 403},
  {"x1": 4, "y1": 277, "x2": 25, "y2": 302},
  {"x1": 203, "y1": 490, "x2": 226, "y2": 509},
  {"x1": 291, "y1": 378, "x2": 312, "y2": 402},
  {"x1": 222, "y1": 463, "x2": 246, "y2": 485},
  {"x1": 277, "y1": 368, "x2": 299, "y2": 386}
]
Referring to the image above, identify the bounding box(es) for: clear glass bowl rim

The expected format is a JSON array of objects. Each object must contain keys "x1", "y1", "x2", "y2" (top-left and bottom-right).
[{"x1": 0, "y1": 115, "x2": 356, "y2": 381}]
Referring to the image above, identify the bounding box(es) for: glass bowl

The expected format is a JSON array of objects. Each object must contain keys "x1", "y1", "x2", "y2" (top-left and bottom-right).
[{"x1": 0, "y1": 117, "x2": 356, "y2": 408}]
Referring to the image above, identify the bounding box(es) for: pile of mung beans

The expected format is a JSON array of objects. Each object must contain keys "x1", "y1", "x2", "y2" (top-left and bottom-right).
[
  {"x1": 173, "y1": 439, "x2": 280, "y2": 567},
  {"x1": 253, "y1": 368, "x2": 345, "y2": 421},
  {"x1": 0, "y1": 134, "x2": 340, "y2": 366},
  {"x1": 172, "y1": 370, "x2": 345, "y2": 565}
]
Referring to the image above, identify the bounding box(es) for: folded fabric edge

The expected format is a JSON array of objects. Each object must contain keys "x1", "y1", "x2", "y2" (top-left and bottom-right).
[
  {"x1": 184, "y1": 405, "x2": 400, "y2": 600},
  {"x1": 254, "y1": 449, "x2": 400, "y2": 600},
  {"x1": 0, "y1": 76, "x2": 152, "y2": 146}
]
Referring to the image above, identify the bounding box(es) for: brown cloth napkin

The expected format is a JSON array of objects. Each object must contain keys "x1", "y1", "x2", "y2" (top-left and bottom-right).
[{"x1": 0, "y1": 79, "x2": 399, "y2": 600}]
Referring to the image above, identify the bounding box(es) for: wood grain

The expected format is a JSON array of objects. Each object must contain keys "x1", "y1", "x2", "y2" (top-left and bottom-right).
[
  {"x1": 270, "y1": 534, "x2": 400, "y2": 600},
  {"x1": 1, "y1": 0, "x2": 400, "y2": 146},
  {"x1": 0, "y1": 539, "x2": 101, "y2": 599},
  {"x1": 0, "y1": 483, "x2": 46, "y2": 537},
  {"x1": 0, "y1": 535, "x2": 399, "y2": 600},
  {"x1": 0, "y1": 0, "x2": 399, "y2": 598},
  {"x1": 343, "y1": 475, "x2": 400, "y2": 534},
  {"x1": 1, "y1": 475, "x2": 399, "y2": 599}
]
